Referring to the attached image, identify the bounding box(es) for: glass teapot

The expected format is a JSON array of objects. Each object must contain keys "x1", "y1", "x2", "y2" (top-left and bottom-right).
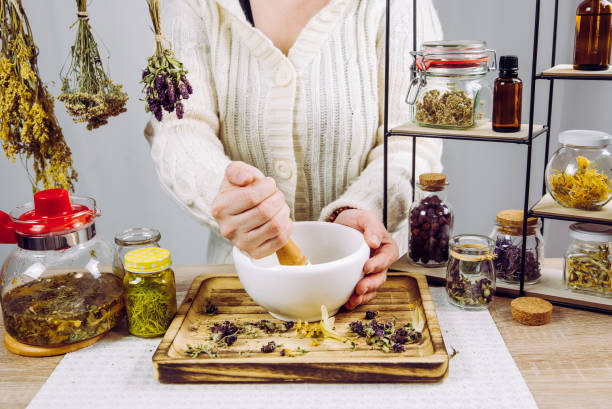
[{"x1": 0, "y1": 189, "x2": 124, "y2": 347}]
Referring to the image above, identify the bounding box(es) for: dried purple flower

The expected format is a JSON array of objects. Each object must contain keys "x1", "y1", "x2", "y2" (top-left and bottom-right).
[
  {"x1": 392, "y1": 343, "x2": 405, "y2": 353},
  {"x1": 261, "y1": 341, "x2": 276, "y2": 353},
  {"x1": 182, "y1": 75, "x2": 193, "y2": 94},
  {"x1": 349, "y1": 321, "x2": 366, "y2": 337},
  {"x1": 365, "y1": 311, "x2": 377, "y2": 320},
  {"x1": 176, "y1": 102, "x2": 184, "y2": 119},
  {"x1": 178, "y1": 82, "x2": 190, "y2": 99}
]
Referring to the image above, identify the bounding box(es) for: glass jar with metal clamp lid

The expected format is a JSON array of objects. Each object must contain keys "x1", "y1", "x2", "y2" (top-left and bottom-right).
[
  {"x1": 0, "y1": 189, "x2": 123, "y2": 350},
  {"x1": 406, "y1": 40, "x2": 497, "y2": 130}
]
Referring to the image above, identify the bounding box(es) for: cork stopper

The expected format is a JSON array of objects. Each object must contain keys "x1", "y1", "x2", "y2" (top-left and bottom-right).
[
  {"x1": 511, "y1": 297, "x2": 552, "y2": 326},
  {"x1": 419, "y1": 173, "x2": 447, "y2": 187},
  {"x1": 496, "y1": 210, "x2": 538, "y2": 235}
]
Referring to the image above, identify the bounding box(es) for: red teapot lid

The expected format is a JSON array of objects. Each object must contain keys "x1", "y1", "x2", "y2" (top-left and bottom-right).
[{"x1": 0, "y1": 189, "x2": 97, "y2": 242}]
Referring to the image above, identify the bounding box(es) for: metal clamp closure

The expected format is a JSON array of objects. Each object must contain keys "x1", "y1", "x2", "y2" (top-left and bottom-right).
[{"x1": 16, "y1": 224, "x2": 97, "y2": 251}]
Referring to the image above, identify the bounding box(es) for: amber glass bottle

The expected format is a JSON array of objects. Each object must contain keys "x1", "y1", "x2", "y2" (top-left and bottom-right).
[
  {"x1": 573, "y1": 0, "x2": 612, "y2": 70},
  {"x1": 492, "y1": 56, "x2": 522, "y2": 133}
]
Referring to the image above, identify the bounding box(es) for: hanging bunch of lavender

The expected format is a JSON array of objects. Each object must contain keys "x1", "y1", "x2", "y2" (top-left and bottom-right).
[
  {"x1": 141, "y1": 0, "x2": 192, "y2": 121},
  {"x1": 0, "y1": 0, "x2": 77, "y2": 191},
  {"x1": 58, "y1": 0, "x2": 128, "y2": 130}
]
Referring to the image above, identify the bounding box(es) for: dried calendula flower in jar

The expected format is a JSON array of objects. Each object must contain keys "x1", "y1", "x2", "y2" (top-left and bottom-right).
[
  {"x1": 564, "y1": 223, "x2": 612, "y2": 298},
  {"x1": 58, "y1": 0, "x2": 128, "y2": 130},
  {"x1": 415, "y1": 89, "x2": 474, "y2": 128},
  {"x1": 549, "y1": 156, "x2": 611, "y2": 210},
  {"x1": 0, "y1": 0, "x2": 77, "y2": 191}
]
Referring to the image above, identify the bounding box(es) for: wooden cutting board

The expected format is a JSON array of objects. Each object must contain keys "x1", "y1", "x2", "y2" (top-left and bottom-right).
[{"x1": 153, "y1": 272, "x2": 449, "y2": 383}]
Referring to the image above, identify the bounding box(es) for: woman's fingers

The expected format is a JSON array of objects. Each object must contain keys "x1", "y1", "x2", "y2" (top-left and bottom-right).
[
  {"x1": 355, "y1": 270, "x2": 387, "y2": 296},
  {"x1": 229, "y1": 190, "x2": 287, "y2": 233},
  {"x1": 356, "y1": 211, "x2": 386, "y2": 249},
  {"x1": 345, "y1": 291, "x2": 378, "y2": 311},
  {"x1": 246, "y1": 210, "x2": 293, "y2": 259},
  {"x1": 363, "y1": 237, "x2": 399, "y2": 275},
  {"x1": 223, "y1": 161, "x2": 266, "y2": 188},
  {"x1": 213, "y1": 176, "x2": 277, "y2": 219},
  {"x1": 242, "y1": 204, "x2": 292, "y2": 252}
]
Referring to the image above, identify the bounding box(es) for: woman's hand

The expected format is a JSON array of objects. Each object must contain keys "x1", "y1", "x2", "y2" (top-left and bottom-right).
[
  {"x1": 212, "y1": 161, "x2": 293, "y2": 259},
  {"x1": 333, "y1": 209, "x2": 399, "y2": 310}
]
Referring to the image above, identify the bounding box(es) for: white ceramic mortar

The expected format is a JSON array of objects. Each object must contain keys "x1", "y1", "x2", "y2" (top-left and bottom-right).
[{"x1": 233, "y1": 221, "x2": 370, "y2": 322}]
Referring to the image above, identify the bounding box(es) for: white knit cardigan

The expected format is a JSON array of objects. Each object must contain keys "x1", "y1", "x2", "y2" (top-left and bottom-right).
[{"x1": 145, "y1": 0, "x2": 444, "y2": 261}]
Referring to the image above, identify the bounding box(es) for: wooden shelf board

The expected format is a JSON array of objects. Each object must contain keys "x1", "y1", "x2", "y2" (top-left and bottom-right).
[
  {"x1": 391, "y1": 257, "x2": 612, "y2": 312},
  {"x1": 391, "y1": 121, "x2": 545, "y2": 142},
  {"x1": 541, "y1": 64, "x2": 612, "y2": 79},
  {"x1": 531, "y1": 194, "x2": 612, "y2": 224}
]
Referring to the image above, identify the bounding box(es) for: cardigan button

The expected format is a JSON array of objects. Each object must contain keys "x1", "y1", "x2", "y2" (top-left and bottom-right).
[
  {"x1": 275, "y1": 66, "x2": 294, "y2": 87},
  {"x1": 274, "y1": 160, "x2": 293, "y2": 180}
]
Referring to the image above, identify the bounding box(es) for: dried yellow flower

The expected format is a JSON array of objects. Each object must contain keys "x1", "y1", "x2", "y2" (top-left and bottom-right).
[
  {"x1": 0, "y1": 0, "x2": 77, "y2": 191},
  {"x1": 549, "y1": 155, "x2": 611, "y2": 210}
]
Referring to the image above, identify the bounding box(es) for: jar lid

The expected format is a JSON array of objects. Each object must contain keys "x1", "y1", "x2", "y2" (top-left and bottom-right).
[
  {"x1": 125, "y1": 247, "x2": 171, "y2": 273},
  {"x1": 115, "y1": 227, "x2": 161, "y2": 246},
  {"x1": 496, "y1": 210, "x2": 538, "y2": 227},
  {"x1": 419, "y1": 173, "x2": 447, "y2": 187},
  {"x1": 569, "y1": 223, "x2": 612, "y2": 243},
  {"x1": 416, "y1": 40, "x2": 493, "y2": 73},
  {"x1": 558, "y1": 130, "x2": 611, "y2": 148},
  {"x1": 6, "y1": 189, "x2": 97, "y2": 236}
]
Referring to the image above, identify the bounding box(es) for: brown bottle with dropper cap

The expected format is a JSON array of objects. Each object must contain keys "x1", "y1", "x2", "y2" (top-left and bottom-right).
[{"x1": 492, "y1": 55, "x2": 523, "y2": 133}]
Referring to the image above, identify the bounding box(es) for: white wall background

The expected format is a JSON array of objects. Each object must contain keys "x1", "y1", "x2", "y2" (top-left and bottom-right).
[{"x1": 0, "y1": 0, "x2": 610, "y2": 265}]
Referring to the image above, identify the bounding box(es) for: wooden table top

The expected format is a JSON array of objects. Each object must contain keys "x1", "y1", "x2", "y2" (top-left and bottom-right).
[{"x1": 1, "y1": 264, "x2": 611, "y2": 409}]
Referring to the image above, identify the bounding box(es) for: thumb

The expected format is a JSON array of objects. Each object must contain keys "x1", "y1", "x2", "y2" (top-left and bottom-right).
[
  {"x1": 225, "y1": 161, "x2": 265, "y2": 187},
  {"x1": 356, "y1": 212, "x2": 384, "y2": 249}
]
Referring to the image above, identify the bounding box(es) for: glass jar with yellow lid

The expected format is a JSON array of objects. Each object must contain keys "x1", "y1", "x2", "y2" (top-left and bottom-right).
[{"x1": 123, "y1": 247, "x2": 177, "y2": 337}]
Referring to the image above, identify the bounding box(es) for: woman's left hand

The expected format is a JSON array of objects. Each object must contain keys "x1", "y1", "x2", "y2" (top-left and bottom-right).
[{"x1": 333, "y1": 209, "x2": 399, "y2": 310}]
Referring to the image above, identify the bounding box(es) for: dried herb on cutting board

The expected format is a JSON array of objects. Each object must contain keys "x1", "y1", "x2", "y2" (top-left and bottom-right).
[
  {"x1": 0, "y1": 0, "x2": 77, "y2": 191},
  {"x1": 58, "y1": 0, "x2": 128, "y2": 130},
  {"x1": 349, "y1": 318, "x2": 422, "y2": 353},
  {"x1": 1, "y1": 272, "x2": 124, "y2": 345}
]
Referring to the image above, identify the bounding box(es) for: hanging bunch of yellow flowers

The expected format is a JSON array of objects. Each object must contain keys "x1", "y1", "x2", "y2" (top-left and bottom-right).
[{"x1": 0, "y1": 0, "x2": 77, "y2": 191}]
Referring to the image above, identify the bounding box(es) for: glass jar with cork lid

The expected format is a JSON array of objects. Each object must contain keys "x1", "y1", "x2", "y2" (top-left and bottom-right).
[
  {"x1": 446, "y1": 234, "x2": 496, "y2": 310},
  {"x1": 490, "y1": 210, "x2": 543, "y2": 285},
  {"x1": 406, "y1": 40, "x2": 497, "y2": 129},
  {"x1": 408, "y1": 173, "x2": 453, "y2": 267}
]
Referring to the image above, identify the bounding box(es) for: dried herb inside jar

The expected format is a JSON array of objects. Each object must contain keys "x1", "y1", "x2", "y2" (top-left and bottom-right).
[
  {"x1": 1, "y1": 272, "x2": 124, "y2": 345},
  {"x1": 494, "y1": 237, "x2": 542, "y2": 283},
  {"x1": 549, "y1": 156, "x2": 611, "y2": 210},
  {"x1": 125, "y1": 269, "x2": 177, "y2": 337},
  {"x1": 566, "y1": 245, "x2": 612, "y2": 296},
  {"x1": 415, "y1": 89, "x2": 474, "y2": 127}
]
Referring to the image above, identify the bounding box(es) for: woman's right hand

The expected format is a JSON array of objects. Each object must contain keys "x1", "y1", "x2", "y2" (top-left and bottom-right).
[{"x1": 212, "y1": 161, "x2": 293, "y2": 259}]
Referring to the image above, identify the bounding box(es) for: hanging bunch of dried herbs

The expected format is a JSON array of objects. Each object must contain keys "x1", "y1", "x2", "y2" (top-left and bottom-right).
[
  {"x1": 0, "y1": 0, "x2": 77, "y2": 191},
  {"x1": 58, "y1": 0, "x2": 128, "y2": 130},
  {"x1": 141, "y1": 0, "x2": 192, "y2": 121}
]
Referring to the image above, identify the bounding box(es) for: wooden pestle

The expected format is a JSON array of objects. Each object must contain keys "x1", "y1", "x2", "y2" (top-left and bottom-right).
[{"x1": 276, "y1": 239, "x2": 309, "y2": 266}]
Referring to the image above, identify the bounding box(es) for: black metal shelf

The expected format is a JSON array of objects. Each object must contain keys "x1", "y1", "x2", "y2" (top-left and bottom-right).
[
  {"x1": 389, "y1": 125, "x2": 548, "y2": 145},
  {"x1": 536, "y1": 74, "x2": 612, "y2": 81},
  {"x1": 382, "y1": 0, "x2": 612, "y2": 313},
  {"x1": 529, "y1": 211, "x2": 612, "y2": 226}
]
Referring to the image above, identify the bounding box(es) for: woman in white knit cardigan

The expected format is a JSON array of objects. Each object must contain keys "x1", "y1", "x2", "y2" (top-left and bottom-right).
[{"x1": 145, "y1": 0, "x2": 443, "y2": 309}]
